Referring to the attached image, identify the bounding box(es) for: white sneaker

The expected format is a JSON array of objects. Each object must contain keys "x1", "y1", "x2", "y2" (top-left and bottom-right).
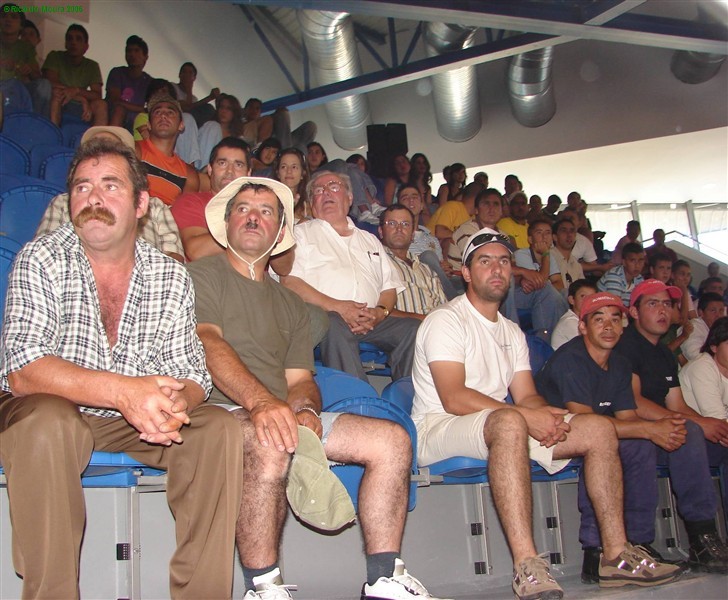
[
  {"x1": 243, "y1": 567, "x2": 297, "y2": 599},
  {"x1": 361, "y1": 559, "x2": 451, "y2": 599}
]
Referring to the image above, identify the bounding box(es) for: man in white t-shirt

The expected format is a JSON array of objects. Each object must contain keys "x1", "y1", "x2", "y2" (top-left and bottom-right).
[{"x1": 412, "y1": 227, "x2": 671, "y2": 599}]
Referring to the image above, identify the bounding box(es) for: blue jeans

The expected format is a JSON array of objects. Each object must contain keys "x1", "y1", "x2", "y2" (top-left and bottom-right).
[{"x1": 578, "y1": 421, "x2": 718, "y2": 548}]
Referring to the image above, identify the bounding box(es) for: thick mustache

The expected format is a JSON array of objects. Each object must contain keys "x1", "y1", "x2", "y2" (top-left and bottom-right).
[
  {"x1": 73, "y1": 206, "x2": 116, "y2": 227},
  {"x1": 245, "y1": 221, "x2": 259, "y2": 230}
]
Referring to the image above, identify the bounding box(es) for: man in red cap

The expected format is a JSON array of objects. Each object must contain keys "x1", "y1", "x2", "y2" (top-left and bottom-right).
[
  {"x1": 613, "y1": 279, "x2": 728, "y2": 573},
  {"x1": 537, "y1": 291, "x2": 687, "y2": 583}
]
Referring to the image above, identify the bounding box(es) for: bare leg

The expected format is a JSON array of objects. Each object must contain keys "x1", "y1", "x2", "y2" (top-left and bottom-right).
[
  {"x1": 552, "y1": 414, "x2": 626, "y2": 559},
  {"x1": 109, "y1": 103, "x2": 126, "y2": 127},
  {"x1": 233, "y1": 410, "x2": 291, "y2": 568},
  {"x1": 484, "y1": 409, "x2": 538, "y2": 564},
  {"x1": 324, "y1": 414, "x2": 411, "y2": 553},
  {"x1": 91, "y1": 98, "x2": 109, "y2": 126}
]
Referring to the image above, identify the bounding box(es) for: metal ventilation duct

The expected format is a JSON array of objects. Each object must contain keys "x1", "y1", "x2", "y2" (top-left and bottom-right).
[
  {"x1": 671, "y1": 2, "x2": 726, "y2": 84},
  {"x1": 508, "y1": 47, "x2": 556, "y2": 128},
  {"x1": 297, "y1": 9, "x2": 371, "y2": 150},
  {"x1": 424, "y1": 23, "x2": 481, "y2": 143}
]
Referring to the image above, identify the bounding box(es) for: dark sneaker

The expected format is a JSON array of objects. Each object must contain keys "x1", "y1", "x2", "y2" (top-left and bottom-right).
[
  {"x1": 581, "y1": 547, "x2": 601, "y2": 584},
  {"x1": 512, "y1": 554, "x2": 564, "y2": 600},
  {"x1": 635, "y1": 542, "x2": 687, "y2": 570},
  {"x1": 688, "y1": 532, "x2": 728, "y2": 574},
  {"x1": 599, "y1": 543, "x2": 680, "y2": 588}
]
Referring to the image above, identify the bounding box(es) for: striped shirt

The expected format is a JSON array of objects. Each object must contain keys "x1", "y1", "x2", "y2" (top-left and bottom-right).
[
  {"x1": 385, "y1": 248, "x2": 447, "y2": 315},
  {"x1": 597, "y1": 264, "x2": 644, "y2": 307},
  {"x1": 0, "y1": 224, "x2": 210, "y2": 417}
]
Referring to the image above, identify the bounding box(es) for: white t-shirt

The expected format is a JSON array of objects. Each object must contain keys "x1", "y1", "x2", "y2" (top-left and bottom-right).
[
  {"x1": 412, "y1": 294, "x2": 530, "y2": 424},
  {"x1": 290, "y1": 217, "x2": 404, "y2": 306},
  {"x1": 679, "y1": 353, "x2": 728, "y2": 420},
  {"x1": 551, "y1": 310, "x2": 579, "y2": 350},
  {"x1": 572, "y1": 232, "x2": 597, "y2": 263}
]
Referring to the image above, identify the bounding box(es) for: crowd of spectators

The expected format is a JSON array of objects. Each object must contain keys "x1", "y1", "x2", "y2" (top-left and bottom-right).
[{"x1": 2, "y1": 6, "x2": 728, "y2": 599}]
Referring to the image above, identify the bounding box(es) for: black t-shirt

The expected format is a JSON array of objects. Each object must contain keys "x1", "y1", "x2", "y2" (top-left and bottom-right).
[
  {"x1": 536, "y1": 336, "x2": 635, "y2": 416},
  {"x1": 613, "y1": 324, "x2": 680, "y2": 408}
]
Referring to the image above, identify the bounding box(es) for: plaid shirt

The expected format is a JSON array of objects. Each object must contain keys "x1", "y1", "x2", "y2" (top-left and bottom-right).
[
  {"x1": 36, "y1": 193, "x2": 184, "y2": 258},
  {"x1": 0, "y1": 224, "x2": 210, "y2": 417}
]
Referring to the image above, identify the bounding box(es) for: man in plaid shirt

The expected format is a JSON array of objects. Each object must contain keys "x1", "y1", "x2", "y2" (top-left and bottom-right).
[{"x1": 0, "y1": 138, "x2": 243, "y2": 599}]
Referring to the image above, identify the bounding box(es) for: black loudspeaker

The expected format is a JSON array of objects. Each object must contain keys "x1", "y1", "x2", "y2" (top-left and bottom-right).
[{"x1": 367, "y1": 123, "x2": 408, "y2": 178}]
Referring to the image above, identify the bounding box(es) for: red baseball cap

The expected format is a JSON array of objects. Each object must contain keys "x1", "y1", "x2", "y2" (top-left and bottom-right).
[
  {"x1": 629, "y1": 279, "x2": 681, "y2": 308},
  {"x1": 579, "y1": 292, "x2": 628, "y2": 320}
]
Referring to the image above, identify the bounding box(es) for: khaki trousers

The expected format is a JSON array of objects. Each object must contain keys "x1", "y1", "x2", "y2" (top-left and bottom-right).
[{"x1": 0, "y1": 393, "x2": 243, "y2": 600}]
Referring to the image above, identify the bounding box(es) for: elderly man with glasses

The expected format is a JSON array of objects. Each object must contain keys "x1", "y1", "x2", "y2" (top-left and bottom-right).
[{"x1": 282, "y1": 171, "x2": 420, "y2": 381}]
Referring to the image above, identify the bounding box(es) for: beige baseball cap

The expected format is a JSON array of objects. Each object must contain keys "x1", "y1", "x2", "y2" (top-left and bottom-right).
[
  {"x1": 80, "y1": 126, "x2": 135, "y2": 150},
  {"x1": 286, "y1": 426, "x2": 356, "y2": 531},
  {"x1": 204, "y1": 176, "x2": 295, "y2": 256}
]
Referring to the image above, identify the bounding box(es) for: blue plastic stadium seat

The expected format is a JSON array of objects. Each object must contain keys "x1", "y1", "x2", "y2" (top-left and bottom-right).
[
  {"x1": 0, "y1": 451, "x2": 165, "y2": 489},
  {"x1": 0, "y1": 134, "x2": 31, "y2": 176},
  {"x1": 30, "y1": 143, "x2": 73, "y2": 178},
  {"x1": 39, "y1": 149, "x2": 75, "y2": 188},
  {"x1": 0, "y1": 236, "x2": 22, "y2": 321},
  {"x1": 61, "y1": 119, "x2": 91, "y2": 148},
  {"x1": 0, "y1": 174, "x2": 50, "y2": 195},
  {"x1": 315, "y1": 366, "x2": 378, "y2": 407},
  {"x1": 526, "y1": 333, "x2": 554, "y2": 376},
  {"x1": 0, "y1": 183, "x2": 63, "y2": 245},
  {"x1": 2, "y1": 112, "x2": 63, "y2": 152},
  {"x1": 358, "y1": 341, "x2": 392, "y2": 377}
]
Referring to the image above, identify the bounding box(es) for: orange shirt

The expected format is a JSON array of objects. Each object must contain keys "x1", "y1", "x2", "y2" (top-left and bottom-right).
[{"x1": 138, "y1": 139, "x2": 188, "y2": 206}]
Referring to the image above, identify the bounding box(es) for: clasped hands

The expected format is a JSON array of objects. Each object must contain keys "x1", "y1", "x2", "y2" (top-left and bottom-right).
[{"x1": 116, "y1": 375, "x2": 191, "y2": 446}]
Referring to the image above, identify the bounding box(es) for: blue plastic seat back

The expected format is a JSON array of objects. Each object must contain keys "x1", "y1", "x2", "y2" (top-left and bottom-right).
[
  {"x1": 0, "y1": 184, "x2": 62, "y2": 245},
  {"x1": 61, "y1": 119, "x2": 91, "y2": 148},
  {"x1": 382, "y1": 376, "x2": 415, "y2": 414},
  {"x1": 358, "y1": 341, "x2": 392, "y2": 376},
  {"x1": 526, "y1": 333, "x2": 554, "y2": 376},
  {"x1": 30, "y1": 143, "x2": 72, "y2": 178},
  {"x1": 39, "y1": 150, "x2": 75, "y2": 187},
  {"x1": 315, "y1": 366, "x2": 377, "y2": 410},
  {"x1": 0, "y1": 134, "x2": 31, "y2": 176},
  {"x1": 0, "y1": 174, "x2": 49, "y2": 195},
  {"x1": 0, "y1": 236, "x2": 22, "y2": 323},
  {"x1": 3, "y1": 112, "x2": 63, "y2": 152},
  {"x1": 325, "y1": 395, "x2": 418, "y2": 511}
]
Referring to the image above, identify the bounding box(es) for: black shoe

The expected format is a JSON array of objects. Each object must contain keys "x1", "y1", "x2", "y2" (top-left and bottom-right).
[
  {"x1": 634, "y1": 542, "x2": 687, "y2": 570},
  {"x1": 581, "y1": 547, "x2": 601, "y2": 584},
  {"x1": 688, "y1": 532, "x2": 728, "y2": 574}
]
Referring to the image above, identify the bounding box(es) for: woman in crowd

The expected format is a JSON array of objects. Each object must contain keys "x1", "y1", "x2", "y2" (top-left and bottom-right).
[
  {"x1": 436, "y1": 161, "x2": 466, "y2": 206},
  {"x1": 197, "y1": 93, "x2": 245, "y2": 168},
  {"x1": 680, "y1": 316, "x2": 728, "y2": 420},
  {"x1": 251, "y1": 137, "x2": 282, "y2": 176},
  {"x1": 274, "y1": 147, "x2": 310, "y2": 223},
  {"x1": 346, "y1": 153, "x2": 368, "y2": 172},
  {"x1": 383, "y1": 153, "x2": 411, "y2": 205},
  {"x1": 306, "y1": 141, "x2": 328, "y2": 174},
  {"x1": 409, "y1": 152, "x2": 433, "y2": 210}
]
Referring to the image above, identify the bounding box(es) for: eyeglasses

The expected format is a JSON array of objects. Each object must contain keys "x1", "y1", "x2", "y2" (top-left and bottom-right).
[
  {"x1": 383, "y1": 220, "x2": 413, "y2": 230},
  {"x1": 311, "y1": 181, "x2": 342, "y2": 196}
]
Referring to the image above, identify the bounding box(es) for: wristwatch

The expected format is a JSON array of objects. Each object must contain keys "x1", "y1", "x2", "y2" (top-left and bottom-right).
[{"x1": 376, "y1": 304, "x2": 390, "y2": 318}]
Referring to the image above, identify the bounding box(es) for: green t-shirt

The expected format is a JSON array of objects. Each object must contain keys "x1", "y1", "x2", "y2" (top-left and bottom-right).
[
  {"x1": 187, "y1": 254, "x2": 313, "y2": 405},
  {"x1": 0, "y1": 39, "x2": 38, "y2": 81},
  {"x1": 42, "y1": 50, "x2": 102, "y2": 89}
]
